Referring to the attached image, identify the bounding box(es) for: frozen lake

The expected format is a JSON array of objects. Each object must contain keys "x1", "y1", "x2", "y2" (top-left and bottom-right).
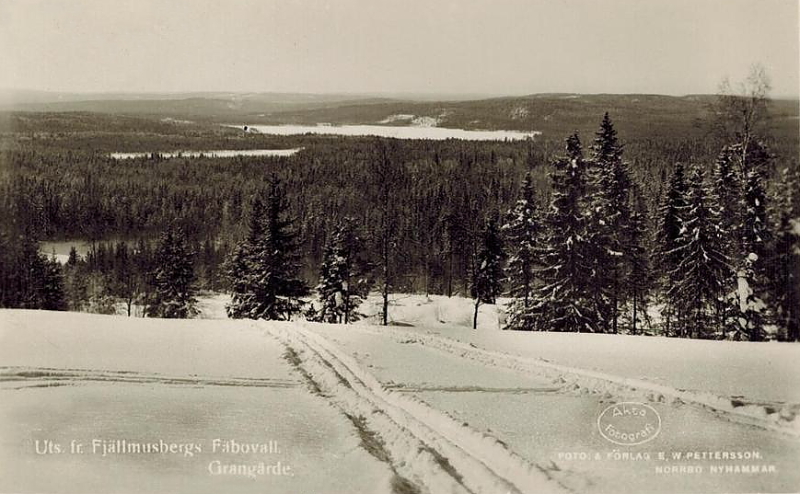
[
  {"x1": 232, "y1": 124, "x2": 540, "y2": 141},
  {"x1": 109, "y1": 149, "x2": 301, "y2": 160},
  {"x1": 40, "y1": 240, "x2": 127, "y2": 264}
]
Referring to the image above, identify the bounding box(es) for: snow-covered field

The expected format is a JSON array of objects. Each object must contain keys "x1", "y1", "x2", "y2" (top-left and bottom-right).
[
  {"x1": 309, "y1": 322, "x2": 800, "y2": 494},
  {"x1": 0, "y1": 311, "x2": 392, "y2": 494},
  {"x1": 2, "y1": 294, "x2": 799, "y2": 493}
]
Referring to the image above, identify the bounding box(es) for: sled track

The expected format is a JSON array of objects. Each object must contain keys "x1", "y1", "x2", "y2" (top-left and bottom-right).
[
  {"x1": 352, "y1": 325, "x2": 800, "y2": 439},
  {"x1": 265, "y1": 324, "x2": 575, "y2": 494}
]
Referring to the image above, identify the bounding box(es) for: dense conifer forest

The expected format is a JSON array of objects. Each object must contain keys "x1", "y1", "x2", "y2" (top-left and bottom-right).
[{"x1": 0, "y1": 95, "x2": 798, "y2": 340}]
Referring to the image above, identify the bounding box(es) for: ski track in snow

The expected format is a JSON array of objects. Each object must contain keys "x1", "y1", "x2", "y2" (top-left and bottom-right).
[
  {"x1": 0, "y1": 366, "x2": 298, "y2": 390},
  {"x1": 264, "y1": 323, "x2": 578, "y2": 494},
  {"x1": 346, "y1": 324, "x2": 800, "y2": 439}
]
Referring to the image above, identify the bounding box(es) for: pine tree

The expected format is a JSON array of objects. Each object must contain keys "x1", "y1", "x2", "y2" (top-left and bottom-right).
[
  {"x1": 667, "y1": 168, "x2": 731, "y2": 338},
  {"x1": 226, "y1": 178, "x2": 307, "y2": 320},
  {"x1": 503, "y1": 174, "x2": 543, "y2": 330},
  {"x1": 146, "y1": 227, "x2": 197, "y2": 319},
  {"x1": 533, "y1": 133, "x2": 598, "y2": 332},
  {"x1": 471, "y1": 217, "x2": 506, "y2": 329},
  {"x1": 315, "y1": 217, "x2": 368, "y2": 324},
  {"x1": 655, "y1": 163, "x2": 689, "y2": 335}
]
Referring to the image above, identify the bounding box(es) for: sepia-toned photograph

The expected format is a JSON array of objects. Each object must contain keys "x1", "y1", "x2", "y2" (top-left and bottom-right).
[{"x1": 1, "y1": 1, "x2": 798, "y2": 493}]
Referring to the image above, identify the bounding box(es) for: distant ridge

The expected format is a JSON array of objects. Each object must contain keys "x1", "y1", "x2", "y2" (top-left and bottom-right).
[{"x1": 2, "y1": 90, "x2": 796, "y2": 140}]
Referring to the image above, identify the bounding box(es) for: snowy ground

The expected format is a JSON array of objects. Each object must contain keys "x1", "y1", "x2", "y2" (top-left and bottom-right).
[
  {"x1": 2, "y1": 294, "x2": 799, "y2": 493},
  {"x1": 308, "y1": 320, "x2": 800, "y2": 493},
  {"x1": 0, "y1": 311, "x2": 392, "y2": 494}
]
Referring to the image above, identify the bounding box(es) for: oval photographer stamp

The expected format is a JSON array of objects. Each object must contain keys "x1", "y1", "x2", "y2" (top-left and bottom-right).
[{"x1": 597, "y1": 402, "x2": 662, "y2": 446}]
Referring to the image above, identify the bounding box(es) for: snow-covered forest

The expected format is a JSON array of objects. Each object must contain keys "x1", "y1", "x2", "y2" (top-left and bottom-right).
[{"x1": 1, "y1": 89, "x2": 798, "y2": 341}]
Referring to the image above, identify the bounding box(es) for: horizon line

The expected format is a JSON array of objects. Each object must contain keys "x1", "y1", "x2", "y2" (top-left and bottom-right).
[{"x1": 2, "y1": 88, "x2": 799, "y2": 102}]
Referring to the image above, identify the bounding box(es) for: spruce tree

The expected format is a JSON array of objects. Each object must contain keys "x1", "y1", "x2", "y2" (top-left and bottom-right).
[
  {"x1": 628, "y1": 187, "x2": 653, "y2": 335},
  {"x1": 471, "y1": 217, "x2": 506, "y2": 329},
  {"x1": 315, "y1": 217, "x2": 367, "y2": 324},
  {"x1": 667, "y1": 168, "x2": 731, "y2": 338},
  {"x1": 534, "y1": 133, "x2": 598, "y2": 332},
  {"x1": 18, "y1": 233, "x2": 44, "y2": 308},
  {"x1": 0, "y1": 228, "x2": 67, "y2": 311},
  {"x1": 39, "y1": 256, "x2": 67, "y2": 311},
  {"x1": 590, "y1": 112, "x2": 624, "y2": 165},
  {"x1": 503, "y1": 174, "x2": 543, "y2": 330},
  {"x1": 655, "y1": 163, "x2": 689, "y2": 334},
  {"x1": 67, "y1": 246, "x2": 79, "y2": 266},
  {"x1": 741, "y1": 166, "x2": 770, "y2": 261},
  {"x1": 226, "y1": 196, "x2": 266, "y2": 318},
  {"x1": 146, "y1": 227, "x2": 197, "y2": 319},
  {"x1": 588, "y1": 113, "x2": 631, "y2": 333},
  {"x1": 111, "y1": 241, "x2": 144, "y2": 317},
  {"x1": 713, "y1": 146, "x2": 741, "y2": 257},
  {"x1": 770, "y1": 169, "x2": 800, "y2": 341},
  {"x1": 226, "y1": 178, "x2": 307, "y2": 320},
  {"x1": 62, "y1": 252, "x2": 87, "y2": 311}
]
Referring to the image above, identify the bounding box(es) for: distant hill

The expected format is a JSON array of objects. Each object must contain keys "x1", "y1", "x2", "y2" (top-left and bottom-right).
[
  {"x1": 232, "y1": 93, "x2": 799, "y2": 140},
  {"x1": 0, "y1": 90, "x2": 398, "y2": 115},
  {"x1": 2, "y1": 90, "x2": 797, "y2": 141}
]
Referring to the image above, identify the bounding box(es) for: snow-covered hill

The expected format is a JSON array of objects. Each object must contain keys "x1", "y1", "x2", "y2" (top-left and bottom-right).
[{"x1": 2, "y1": 301, "x2": 799, "y2": 493}]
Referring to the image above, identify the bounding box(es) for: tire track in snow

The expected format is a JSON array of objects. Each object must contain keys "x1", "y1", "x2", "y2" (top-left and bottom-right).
[
  {"x1": 350, "y1": 325, "x2": 800, "y2": 439},
  {"x1": 265, "y1": 324, "x2": 574, "y2": 494}
]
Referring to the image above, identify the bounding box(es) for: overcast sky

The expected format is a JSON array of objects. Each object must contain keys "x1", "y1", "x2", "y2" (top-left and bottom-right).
[{"x1": 1, "y1": 0, "x2": 797, "y2": 97}]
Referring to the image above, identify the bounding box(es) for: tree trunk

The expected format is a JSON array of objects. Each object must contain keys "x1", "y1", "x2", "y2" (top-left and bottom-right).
[
  {"x1": 423, "y1": 253, "x2": 430, "y2": 297},
  {"x1": 665, "y1": 304, "x2": 671, "y2": 337},
  {"x1": 382, "y1": 274, "x2": 389, "y2": 326},
  {"x1": 447, "y1": 250, "x2": 453, "y2": 298},
  {"x1": 473, "y1": 299, "x2": 480, "y2": 330},
  {"x1": 381, "y1": 226, "x2": 390, "y2": 326},
  {"x1": 611, "y1": 266, "x2": 619, "y2": 334},
  {"x1": 523, "y1": 270, "x2": 530, "y2": 310},
  {"x1": 344, "y1": 292, "x2": 350, "y2": 325}
]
